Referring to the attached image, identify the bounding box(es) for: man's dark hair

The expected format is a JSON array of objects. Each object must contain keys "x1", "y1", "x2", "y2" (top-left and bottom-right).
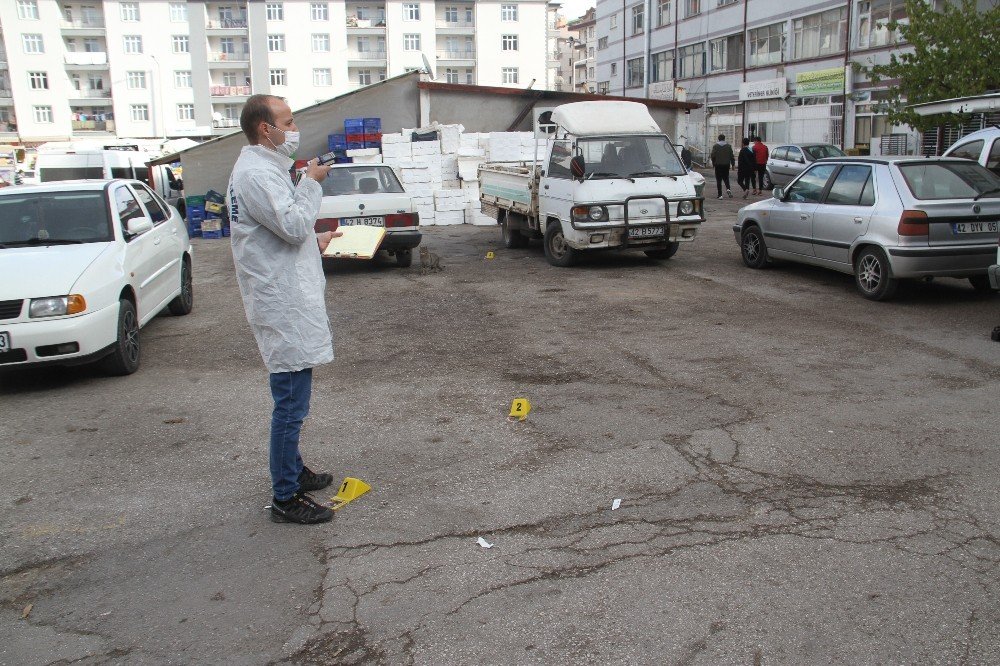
[
  {"x1": 742, "y1": 137, "x2": 750, "y2": 146},
  {"x1": 241, "y1": 94, "x2": 283, "y2": 143},
  {"x1": 718, "y1": 134, "x2": 725, "y2": 141}
]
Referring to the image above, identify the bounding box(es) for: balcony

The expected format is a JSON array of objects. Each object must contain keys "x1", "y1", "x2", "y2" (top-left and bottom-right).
[
  {"x1": 210, "y1": 85, "x2": 252, "y2": 98},
  {"x1": 347, "y1": 51, "x2": 387, "y2": 66},
  {"x1": 65, "y1": 52, "x2": 109, "y2": 70},
  {"x1": 346, "y1": 16, "x2": 386, "y2": 34},
  {"x1": 436, "y1": 50, "x2": 476, "y2": 63},
  {"x1": 72, "y1": 119, "x2": 115, "y2": 132},
  {"x1": 436, "y1": 19, "x2": 475, "y2": 32},
  {"x1": 69, "y1": 88, "x2": 113, "y2": 105},
  {"x1": 60, "y1": 18, "x2": 106, "y2": 36},
  {"x1": 206, "y1": 17, "x2": 248, "y2": 34},
  {"x1": 213, "y1": 118, "x2": 240, "y2": 128},
  {"x1": 208, "y1": 52, "x2": 250, "y2": 68},
  {"x1": 0, "y1": 122, "x2": 18, "y2": 139}
]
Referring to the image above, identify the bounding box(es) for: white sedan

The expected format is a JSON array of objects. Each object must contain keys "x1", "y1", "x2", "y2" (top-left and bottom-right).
[{"x1": 0, "y1": 180, "x2": 193, "y2": 375}]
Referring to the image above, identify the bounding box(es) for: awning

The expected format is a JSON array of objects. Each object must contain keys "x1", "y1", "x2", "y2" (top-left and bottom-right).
[{"x1": 908, "y1": 93, "x2": 1000, "y2": 117}]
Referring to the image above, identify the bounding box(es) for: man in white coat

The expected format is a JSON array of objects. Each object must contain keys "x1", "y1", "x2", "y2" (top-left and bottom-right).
[{"x1": 228, "y1": 94, "x2": 340, "y2": 524}]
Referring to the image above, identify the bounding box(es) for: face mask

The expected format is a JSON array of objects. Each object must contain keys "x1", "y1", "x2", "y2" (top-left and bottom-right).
[{"x1": 265, "y1": 125, "x2": 299, "y2": 158}]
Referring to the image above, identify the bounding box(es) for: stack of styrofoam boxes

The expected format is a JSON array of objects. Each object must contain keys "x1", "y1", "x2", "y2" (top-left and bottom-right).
[{"x1": 346, "y1": 147, "x2": 382, "y2": 165}]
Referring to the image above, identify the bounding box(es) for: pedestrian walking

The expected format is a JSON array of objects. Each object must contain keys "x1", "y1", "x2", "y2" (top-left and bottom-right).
[
  {"x1": 710, "y1": 134, "x2": 735, "y2": 199},
  {"x1": 680, "y1": 145, "x2": 693, "y2": 171},
  {"x1": 752, "y1": 136, "x2": 770, "y2": 195},
  {"x1": 227, "y1": 94, "x2": 341, "y2": 525},
  {"x1": 737, "y1": 138, "x2": 756, "y2": 199}
]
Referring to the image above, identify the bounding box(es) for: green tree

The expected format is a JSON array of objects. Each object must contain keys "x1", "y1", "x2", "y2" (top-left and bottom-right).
[{"x1": 862, "y1": 0, "x2": 1000, "y2": 131}]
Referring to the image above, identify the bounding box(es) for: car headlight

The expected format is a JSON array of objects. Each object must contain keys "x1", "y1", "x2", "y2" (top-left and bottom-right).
[
  {"x1": 30, "y1": 295, "x2": 87, "y2": 318},
  {"x1": 679, "y1": 200, "x2": 695, "y2": 216},
  {"x1": 572, "y1": 205, "x2": 609, "y2": 222}
]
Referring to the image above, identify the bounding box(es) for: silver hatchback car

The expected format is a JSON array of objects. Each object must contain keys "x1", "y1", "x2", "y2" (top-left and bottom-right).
[
  {"x1": 766, "y1": 143, "x2": 847, "y2": 188},
  {"x1": 734, "y1": 157, "x2": 1000, "y2": 300}
]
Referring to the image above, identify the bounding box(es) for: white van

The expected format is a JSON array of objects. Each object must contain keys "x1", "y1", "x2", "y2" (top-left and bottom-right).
[{"x1": 35, "y1": 149, "x2": 185, "y2": 215}]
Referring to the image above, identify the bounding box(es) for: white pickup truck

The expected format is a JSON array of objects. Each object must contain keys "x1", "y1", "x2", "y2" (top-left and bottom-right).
[{"x1": 479, "y1": 101, "x2": 704, "y2": 267}]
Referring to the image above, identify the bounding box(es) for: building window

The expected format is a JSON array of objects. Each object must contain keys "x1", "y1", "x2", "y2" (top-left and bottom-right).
[
  {"x1": 266, "y1": 2, "x2": 284, "y2": 21},
  {"x1": 222, "y1": 71, "x2": 238, "y2": 85},
  {"x1": 650, "y1": 50, "x2": 673, "y2": 82},
  {"x1": 84, "y1": 38, "x2": 101, "y2": 52},
  {"x1": 88, "y1": 74, "x2": 104, "y2": 90},
  {"x1": 174, "y1": 70, "x2": 192, "y2": 87},
  {"x1": 857, "y1": 0, "x2": 907, "y2": 48},
  {"x1": 312, "y1": 34, "x2": 330, "y2": 52},
  {"x1": 403, "y1": 34, "x2": 420, "y2": 50},
  {"x1": 501, "y1": 35, "x2": 519, "y2": 51},
  {"x1": 502, "y1": 67, "x2": 519, "y2": 84},
  {"x1": 588, "y1": 66, "x2": 595, "y2": 79},
  {"x1": 709, "y1": 33, "x2": 744, "y2": 72},
  {"x1": 466, "y1": 68, "x2": 474, "y2": 84},
  {"x1": 130, "y1": 104, "x2": 149, "y2": 121},
  {"x1": 684, "y1": 0, "x2": 701, "y2": 17},
  {"x1": 358, "y1": 69, "x2": 372, "y2": 85},
  {"x1": 172, "y1": 36, "x2": 190, "y2": 53},
  {"x1": 313, "y1": 68, "x2": 331, "y2": 85},
  {"x1": 126, "y1": 71, "x2": 147, "y2": 89},
  {"x1": 611, "y1": 62, "x2": 617, "y2": 76},
  {"x1": 444, "y1": 7, "x2": 458, "y2": 22},
  {"x1": 677, "y1": 42, "x2": 705, "y2": 78},
  {"x1": 748, "y1": 21, "x2": 785, "y2": 67},
  {"x1": 501, "y1": 4, "x2": 518, "y2": 21},
  {"x1": 268, "y1": 34, "x2": 285, "y2": 52},
  {"x1": 269, "y1": 69, "x2": 287, "y2": 86},
  {"x1": 446, "y1": 68, "x2": 459, "y2": 84},
  {"x1": 28, "y1": 71, "x2": 48, "y2": 90},
  {"x1": 610, "y1": 14, "x2": 617, "y2": 29},
  {"x1": 177, "y1": 104, "x2": 195, "y2": 121},
  {"x1": 169, "y1": 3, "x2": 187, "y2": 22},
  {"x1": 657, "y1": 0, "x2": 671, "y2": 26},
  {"x1": 588, "y1": 47, "x2": 595, "y2": 58},
  {"x1": 597, "y1": 81, "x2": 610, "y2": 94},
  {"x1": 598, "y1": 37, "x2": 608, "y2": 50},
  {"x1": 17, "y1": 0, "x2": 39, "y2": 20},
  {"x1": 718, "y1": 0, "x2": 738, "y2": 5},
  {"x1": 120, "y1": 2, "x2": 139, "y2": 21},
  {"x1": 311, "y1": 2, "x2": 329, "y2": 21},
  {"x1": 22, "y1": 34, "x2": 44, "y2": 54},
  {"x1": 632, "y1": 4, "x2": 644, "y2": 35},
  {"x1": 793, "y1": 7, "x2": 847, "y2": 59},
  {"x1": 626, "y1": 57, "x2": 644, "y2": 88},
  {"x1": 123, "y1": 35, "x2": 143, "y2": 54},
  {"x1": 403, "y1": 3, "x2": 420, "y2": 21},
  {"x1": 34, "y1": 105, "x2": 53, "y2": 123}
]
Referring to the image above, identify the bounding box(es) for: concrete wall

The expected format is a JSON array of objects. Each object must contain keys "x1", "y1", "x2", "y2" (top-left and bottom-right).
[{"x1": 179, "y1": 73, "x2": 421, "y2": 196}]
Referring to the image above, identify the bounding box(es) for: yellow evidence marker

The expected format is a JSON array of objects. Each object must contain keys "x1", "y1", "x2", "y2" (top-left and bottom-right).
[
  {"x1": 486, "y1": 251, "x2": 496, "y2": 260},
  {"x1": 330, "y1": 477, "x2": 372, "y2": 511},
  {"x1": 508, "y1": 398, "x2": 531, "y2": 421}
]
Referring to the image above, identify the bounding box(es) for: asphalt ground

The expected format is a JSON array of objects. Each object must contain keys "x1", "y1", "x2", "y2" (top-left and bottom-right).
[{"x1": 1, "y1": 189, "x2": 999, "y2": 665}]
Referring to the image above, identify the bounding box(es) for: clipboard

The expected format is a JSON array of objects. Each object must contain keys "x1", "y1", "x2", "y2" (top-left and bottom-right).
[{"x1": 322, "y1": 224, "x2": 386, "y2": 260}]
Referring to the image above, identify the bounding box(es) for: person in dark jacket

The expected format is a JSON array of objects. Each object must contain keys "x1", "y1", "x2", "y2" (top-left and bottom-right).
[
  {"x1": 737, "y1": 137, "x2": 756, "y2": 199},
  {"x1": 709, "y1": 134, "x2": 735, "y2": 199},
  {"x1": 680, "y1": 145, "x2": 693, "y2": 170}
]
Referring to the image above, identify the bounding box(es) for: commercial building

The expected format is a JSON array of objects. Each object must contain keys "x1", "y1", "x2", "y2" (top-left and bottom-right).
[
  {"x1": 0, "y1": 0, "x2": 550, "y2": 143},
  {"x1": 594, "y1": 0, "x2": 921, "y2": 158}
]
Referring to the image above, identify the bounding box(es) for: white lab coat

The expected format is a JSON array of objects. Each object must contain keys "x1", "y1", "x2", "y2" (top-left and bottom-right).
[{"x1": 228, "y1": 145, "x2": 334, "y2": 374}]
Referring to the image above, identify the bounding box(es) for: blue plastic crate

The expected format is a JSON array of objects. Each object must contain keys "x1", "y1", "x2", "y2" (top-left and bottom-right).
[
  {"x1": 202, "y1": 229, "x2": 223, "y2": 239},
  {"x1": 328, "y1": 133, "x2": 347, "y2": 150},
  {"x1": 334, "y1": 156, "x2": 352, "y2": 164},
  {"x1": 222, "y1": 225, "x2": 230, "y2": 237},
  {"x1": 364, "y1": 139, "x2": 381, "y2": 149},
  {"x1": 344, "y1": 118, "x2": 364, "y2": 132},
  {"x1": 346, "y1": 140, "x2": 364, "y2": 150},
  {"x1": 363, "y1": 118, "x2": 381, "y2": 131}
]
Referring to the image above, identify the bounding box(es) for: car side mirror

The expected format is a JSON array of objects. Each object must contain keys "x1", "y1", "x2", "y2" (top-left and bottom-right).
[
  {"x1": 570, "y1": 155, "x2": 586, "y2": 181},
  {"x1": 772, "y1": 187, "x2": 785, "y2": 200},
  {"x1": 127, "y1": 217, "x2": 154, "y2": 236}
]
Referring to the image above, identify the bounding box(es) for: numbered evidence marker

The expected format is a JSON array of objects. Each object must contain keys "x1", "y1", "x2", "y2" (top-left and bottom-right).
[
  {"x1": 508, "y1": 398, "x2": 531, "y2": 421},
  {"x1": 330, "y1": 477, "x2": 372, "y2": 511},
  {"x1": 486, "y1": 251, "x2": 495, "y2": 260}
]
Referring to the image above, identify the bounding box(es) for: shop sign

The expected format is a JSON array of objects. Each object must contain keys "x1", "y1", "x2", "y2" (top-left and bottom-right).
[
  {"x1": 796, "y1": 68, "x2": 846, "y2": 96},
  {"x1": 739, "y1": 78, "x2": 787, "y2": 101},
  {"x1": 648, "y1": 81, "x2": 675, "y2": 100}
]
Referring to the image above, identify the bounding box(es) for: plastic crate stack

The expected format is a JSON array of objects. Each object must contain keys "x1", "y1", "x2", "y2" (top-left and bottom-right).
[
  {"x1": 327, "y1": 133, "x2": 351, "y2": 163},
  {"x1": 363, "y1": 118, "x2": 381, "y2": 149},
  {"x1": 185, "y1": 195, "x2": 205, "y2": 238},
  {"x1": 345, "y1": 118, "x2": 365, "y2": 150},
  {"x1": 202, "y1": 189, "x2": 226, "y2": 239}
]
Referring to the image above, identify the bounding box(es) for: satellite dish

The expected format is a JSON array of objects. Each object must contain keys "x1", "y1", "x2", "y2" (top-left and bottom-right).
[{"x1": 421, "y1": 52, "x2": 436, "y2": 80}]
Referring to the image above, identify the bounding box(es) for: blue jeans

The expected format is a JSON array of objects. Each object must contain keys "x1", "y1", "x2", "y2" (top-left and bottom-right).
[{"x1": 269, "y1": 368, "x2": 312, "y2": 501}]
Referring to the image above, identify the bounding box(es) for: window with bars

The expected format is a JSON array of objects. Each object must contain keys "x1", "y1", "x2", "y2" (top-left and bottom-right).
[
  {"x1": 127, "y1": 71, "x2": 147, "y2": 89},
  {"x1": 501, "y1": 35, "x2": 519, "y2": 51},
  {"x1": 793, "y1": 7, "x2": 847, "y2": 59},
  {"x1": 312, "y1": 34, "x2": 330, "y2": 51},
  {"x1": 311, "y1": 2, "x2": 329, "y2": 21},
  {"x1": 130, "y1": 104, "x2": 149, "y2": 121},
  {"x1": 34, "y1": 105, "x2": 53, "y2": 123},
  {"x1": 268, "y1": 34, "x2": 285, "y2": 52},
  {"x1": 270, "y1": 69, "x2": 287, "y2": 86},
  {"x1": 123, "y1": 35, "x2": 143, "y2": 54},
  {"x1": 709, "y1": 33, "x2": 744, "y2": 72},
  {"x1": 120, "y1": 2, "x2": 139, "y2": 21},
  {"x1": 266, "y1": 3, "x2": 284, "y2": 21},
  {"x1": 22, "y1": 34, "x2": 44, "y2": 54},
  {"x1": 177, "y1": 104, "x2": 195, "y2": 121},
  {"x1": 677, "y1": 42, "x2": 705, "y2": 78},
  {"x1": 28, "y1": 72, "x2": 48, "y2": 90},
  {"x1": 502, "y1": 67, "x2": 519, "y2": 84},
  {"x1": 626, "y1": 57, "x2": 644, "y2": 87},
  {"x1": 172, "y1": 36, "x2": 190, "y2": 53},
  {"x1": 748, "y1": 22, "x2": 785, "y2": 67}
]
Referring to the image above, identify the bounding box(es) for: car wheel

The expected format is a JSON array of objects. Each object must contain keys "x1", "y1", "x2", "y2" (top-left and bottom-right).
[
  {"x1": 543, "y1": 220, "x2": 576, "y2": 267},
  {"x1": 101, "y1": 299, "x2": 141, "y2": 376},
  {"x1": 741, "y1": 225, "x2": 768, "y2": 269},
  {"x1": 644, "y1": 242, "x2": 680, "y2": 260},
  {"x1": 854, "y1": 246, "x2": 898, "y2": 301},
  {"x1": 969, "y1": 275, "x2": 996, "y2": 292},
  {"x1": 501, "y1": 215, "x2": 528, "y2": 249},
  {"x1": 395, "y1": 248, "x2": 413, "y2": 268},
  {"x1": 168, "y1": 258, "x2": 194, "y2": 315}
]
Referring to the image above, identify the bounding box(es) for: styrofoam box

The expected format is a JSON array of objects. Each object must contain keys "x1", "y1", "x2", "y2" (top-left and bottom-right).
[
  {"x1": 411, "y1": 141, "x2": 441, "y2": 156},
  {"x1": 401, "y1": 170, "x2": 431, "y2": 183},
  {"x1": 442, "y1": 179, "x2": 461, "y2": 189},
  {"x1": 381, "y1": 133, "x2": 405, "y2": 145},
  {"x1": 352, "y1": 155, "x2": 383, "y2": 165},
  {"x1": 436, "y1": 210, "x2": 465, "y2": 226},
  {"x1": 381, "y1": 143, "x2": 411, "y2": 159},
  {"x1": 457, "y1": 147, "x2": 485, "y2": 157},
  {"x1": 346, "y1": 147, "x2": 380, "y2": 157}
]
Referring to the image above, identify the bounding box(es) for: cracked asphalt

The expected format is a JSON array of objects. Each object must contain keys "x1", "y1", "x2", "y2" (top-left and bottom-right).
[{"x1": 2, "y1": 190, "x2": 999, "y2": 665}]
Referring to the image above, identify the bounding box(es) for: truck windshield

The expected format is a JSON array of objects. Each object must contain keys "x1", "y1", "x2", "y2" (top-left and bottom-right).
[{"x1": 576, "y1": 136, "x2": 686, "y2": 179}]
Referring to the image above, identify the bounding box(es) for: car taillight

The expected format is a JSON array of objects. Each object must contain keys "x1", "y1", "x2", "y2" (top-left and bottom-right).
[
  {"x1": 316, "y1": 218, "x2": 339, "y2": 233},
  {"x1": 897, "y1": 210, "x2": 929, "y2": 236},
  {"x1": 385, "y1": 213, "x2": 418, "y2": 228}
]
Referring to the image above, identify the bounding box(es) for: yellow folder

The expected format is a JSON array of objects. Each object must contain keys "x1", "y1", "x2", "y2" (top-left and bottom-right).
[{"x1": 321, "y1": 225, "x2": 386, "y2": 260}]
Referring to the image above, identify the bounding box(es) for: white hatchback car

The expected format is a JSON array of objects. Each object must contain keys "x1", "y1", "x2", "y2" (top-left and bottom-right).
[{"x1": 0, "y1": 180, "x2": 193, "y2": 375}]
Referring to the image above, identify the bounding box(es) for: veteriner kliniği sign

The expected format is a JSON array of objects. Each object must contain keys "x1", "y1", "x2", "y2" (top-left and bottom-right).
[{"x1": 739, "y1": 78, "x2": 787, "y2": 101}]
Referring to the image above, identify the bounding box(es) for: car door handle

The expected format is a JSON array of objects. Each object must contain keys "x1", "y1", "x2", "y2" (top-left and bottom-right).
[
  {"x1": 544, "y1": 185, "x2": 549, "y2": 190},
  {"x1": 800, "y1": 214, "x2": 810, "y2": 219},
  {"x1": 854, "y1": 217, "x2": 864, "y2": 223}
]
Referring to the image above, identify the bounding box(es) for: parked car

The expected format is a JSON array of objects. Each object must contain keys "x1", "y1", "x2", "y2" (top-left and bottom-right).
[
  {"x1": 734, "y1": 157, "x2": 1000, "y2": 300},
  {"x1": 313, "y1": 164, "x2": 421, "y2": 266},
  {"x1": 766, "y1": 143, "x2": 847, "y2": 187},
  {"x1": 0, "y1": 180, "x2": 193, "y2": 374},
  {"x1": 942, "y1": 127, "x2": 1000, "y2": 176}
]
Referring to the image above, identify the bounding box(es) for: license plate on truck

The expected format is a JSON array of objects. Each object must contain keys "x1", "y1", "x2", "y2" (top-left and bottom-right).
[
  {"x1": 952, "y1": 221, "x2": 998, "y2": 234},
  {"x1": 340, "y1": 216, "x2": 384, "y2": 227},
  {"x1": 628, "y1": 226, "x2": 665, "y2": 238},
  {"x1": 0, "y1": 332, "x2": 10, "y2": 353}
]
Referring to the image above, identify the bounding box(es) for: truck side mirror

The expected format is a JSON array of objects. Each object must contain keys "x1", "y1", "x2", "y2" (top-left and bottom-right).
[{"x1": 570, "y1": 155, "x2": 585, "y2": 180}]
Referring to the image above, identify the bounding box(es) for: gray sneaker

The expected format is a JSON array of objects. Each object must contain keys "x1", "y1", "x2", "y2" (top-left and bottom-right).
[{"x1": 270, "y1": 492, "x2": 334, "y2": 524}]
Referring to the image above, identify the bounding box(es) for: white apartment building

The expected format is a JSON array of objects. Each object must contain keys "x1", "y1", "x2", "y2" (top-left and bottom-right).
[
  {"x1": 594, "y1": 0, "x2": 920, "y2": 158},
  {"x1": 567, "y1": 6, "x2": 595, "y2": 94},
  {"x1": 0, "y1": 0, "x2": 549, "y2": 143}
]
